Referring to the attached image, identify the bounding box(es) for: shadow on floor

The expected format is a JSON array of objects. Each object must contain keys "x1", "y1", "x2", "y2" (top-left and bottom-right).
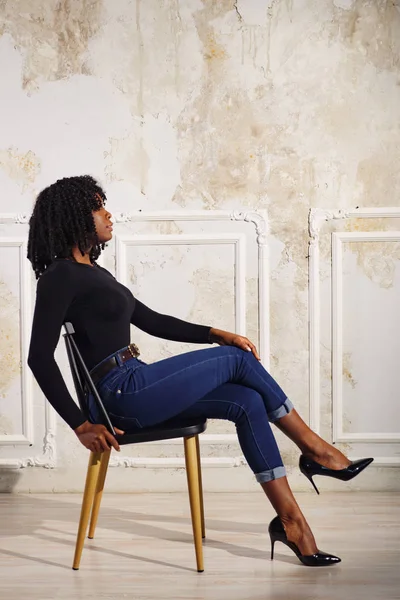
[{"x1": 0, "y1": 491, "x2": 274, "y2": 571}]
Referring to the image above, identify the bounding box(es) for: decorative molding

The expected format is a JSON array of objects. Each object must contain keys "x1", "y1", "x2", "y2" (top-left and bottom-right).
[
  {"x1": 0, "y1": 214, "x2": 30, "y2": 224},
  {"x1": 232, "y1": 211, "x2": 269, "y2": 366},
  {"x1": 116, "y1": 233, "x2": 247, "y2": 336},
  {"x1": 332, "y1": 231, "x2": 400, "y2": 444},
  {"x1": 109, "y1": 455, "x2": 247, "y2": 468},
  {"x1": 0, "y1": 236, "x2": 57, "y2": 468},
  {"x1": 0, "y1": 399, "x2": 57, "y2": 468},
  {"x1": 113, "y1": 210, "x2": 270, "y2": 365},
  {"x1": 309, "y1": 208, "x2": 351, "y2": 246},
  {"x1": 231, "y1": 211, "x2": 268, "y2": 246},
  {"x1": 309, "y1": 207, "x2": 400, "y2": 238},
  {"x1": 309, "y1": 208, "x2": 400, "y2": 446},
  {"x1": 0, "y1": 238, "x2": 33, "y2": 446}
]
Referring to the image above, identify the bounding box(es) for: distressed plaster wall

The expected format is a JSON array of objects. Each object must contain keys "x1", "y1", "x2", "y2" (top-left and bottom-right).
[{"x1": 0, "y1": 0, "x2": 399, "y2": 492}]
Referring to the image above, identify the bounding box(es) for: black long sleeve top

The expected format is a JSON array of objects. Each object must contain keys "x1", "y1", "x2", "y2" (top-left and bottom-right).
[{"x1": 28, "y1": 259, "x2": 212, "y2": 430}]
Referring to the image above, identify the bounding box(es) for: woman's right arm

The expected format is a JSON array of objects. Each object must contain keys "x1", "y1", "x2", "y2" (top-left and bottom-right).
[
  {"x1": 28, "y1": 266, "x2": 87, "y2": 430},
  {"x1": 28, "y1": 266, "x2": 123, "y2": 452}
]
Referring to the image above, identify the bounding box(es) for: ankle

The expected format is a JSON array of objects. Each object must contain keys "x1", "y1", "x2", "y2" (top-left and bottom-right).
[
  {"x1": 280, "y1": 512, "x2": 306, "y2": 528},
  {"x1": 301, "y1": 438, "x2": 326, "y2": 460},
  {"x1": 278, "y1": 507, "x2": 307, "y2": 529}
]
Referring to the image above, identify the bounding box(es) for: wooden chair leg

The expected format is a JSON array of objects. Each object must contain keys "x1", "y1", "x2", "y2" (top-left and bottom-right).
[
  {"x1": 88, "y1": 450, "x2": 111, "y2": 540},
  {"x1": 195, "y1": 434, "x2": 205, "y2": 539},
  {"x1": 72, "y1": 451, "x2": 102, "y2": 570},
  {"x1": 184, "y1": 435, "x2": 204, "y2": 572}
]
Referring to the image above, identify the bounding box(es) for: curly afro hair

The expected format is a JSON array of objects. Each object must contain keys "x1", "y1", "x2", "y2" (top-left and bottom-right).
[{"x1": 28, "y1": 175, "x2": 107, "y2": 279}]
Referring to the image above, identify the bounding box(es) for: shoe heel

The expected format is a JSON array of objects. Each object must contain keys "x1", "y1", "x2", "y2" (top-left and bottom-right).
[
  {"x1": 270, "y1": 536, "x2": 275, "y2": 560},
  {"x1": 306, "y1": 474, "x2": 320, "y2": 495}
]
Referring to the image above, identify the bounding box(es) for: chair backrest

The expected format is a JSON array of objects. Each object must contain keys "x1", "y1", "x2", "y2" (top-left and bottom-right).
[{"x1": 63, "y1": 322, "x2": 116, "y2": 436}]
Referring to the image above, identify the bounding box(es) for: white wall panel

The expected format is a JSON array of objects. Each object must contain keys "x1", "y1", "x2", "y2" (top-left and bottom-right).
[{"x1": 309, "y1": 208, "x2": 400, "y2": 467}]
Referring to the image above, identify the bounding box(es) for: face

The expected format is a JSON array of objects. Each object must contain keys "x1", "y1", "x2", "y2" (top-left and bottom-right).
[{"x1": 93, "y1": 206, "x2": 113, "y2": 243}]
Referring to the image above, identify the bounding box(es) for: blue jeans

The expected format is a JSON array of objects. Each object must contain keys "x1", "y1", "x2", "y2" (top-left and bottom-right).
[{"x1": 89, "y1": 346, "x2": 293, "y2": 484}]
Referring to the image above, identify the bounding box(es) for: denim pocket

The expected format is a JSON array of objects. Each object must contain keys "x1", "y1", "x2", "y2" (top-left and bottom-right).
[
  {"x1": 108, "y1": 412, "x2": 142, "y2": 430},
  {"x1": 100, "y1": 367, "x2": 124, "y2": 392},
  {"x1": 101, "y1": 359, "x2": 145, "y2": 394}
]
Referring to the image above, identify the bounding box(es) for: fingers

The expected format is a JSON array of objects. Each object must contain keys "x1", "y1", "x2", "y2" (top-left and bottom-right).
[
  {"x1": 83, "y1": 426, "x2": 121, "y2": 453},
  {"x1": 114, "y1": 427, "x2": 125, "y2": 435},
  {"x1": 88, "y1": 431, "x2": 111, "y2": 453},
  {"x1": 98, "y1": 435, "x2": 111, "y2": 452},
  {"x1": 104, "y1": 430, "x2": 120, "y2": 452},
  {"x1": 90, "y1": 440, "x2": 102, "y2": 454},
  {"x1": 240, "y1": 341, "x2": 252, "y2": 352},
  {"x1": 236, "y1": 337, "x2": 261, "y2": 361},
  {"x1": 248, "y1": 341, "x2": 261, "y2": 361}
]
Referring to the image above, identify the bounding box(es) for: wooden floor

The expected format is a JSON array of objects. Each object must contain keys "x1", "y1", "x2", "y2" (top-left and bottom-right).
[{"x1": 0, "y1": 492, "x2": 399, "y2": 600}]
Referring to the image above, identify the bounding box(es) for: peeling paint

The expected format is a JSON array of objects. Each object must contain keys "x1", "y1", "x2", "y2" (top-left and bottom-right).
[
  {"x1": 347, "y1": 240, "x2": 400, "y2": 289},
  {"x1": 356, "y1": 153, "x2": 400, "y2": 208},
  {"x1": 334, "y1": 0, "x2": 355, "y2": 9},
  {"x1": 128, "y1": 264, "x2": 136, "y2": 285},
  {"x1": 343, "y1": 352, "x2": 357, "y2": 389},
  {"x1": 342, "y1": 412, "x2": 353, "y2": 434},
  {"x1": 174, "y1": 1, "x2": 270, "y2": 209},
  {"x1": 157, "y1": 221, "x2": 183, "y2": 235},
  {"x1": 0, "y1": 279, "x2": 21, "y2": 399},
  {"x1": 105, "y1": 134, "x2": 149, "y2": 190},
  {"x1": 0, "y1": 0, "x2": 103, "y2": 91},
  {"x1": 0, "y1": 147, "x2": 41, "y2": 190},
  {"x1": 344, "y1": 217, "x2": 400, "y2": 289},
  {"x1": 187, "y1": 267, "x2": 235, "y2": 332},
  {"x1": 331, "y1": 0, "x2": 400, "y2": 73}
]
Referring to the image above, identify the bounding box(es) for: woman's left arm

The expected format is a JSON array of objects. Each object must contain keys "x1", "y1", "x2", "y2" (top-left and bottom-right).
[
  {"x1": 131, "y1": 298, "x2": 212, "y2": 344},
  {"x1": 131, "y1": 299, "x2": 260, "y2": 360}
]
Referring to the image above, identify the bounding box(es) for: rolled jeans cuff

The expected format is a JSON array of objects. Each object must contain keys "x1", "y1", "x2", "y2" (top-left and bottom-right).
[
  {"x1": 255, "y1": 465, "x2": 286, "y2": 484},
  {"x1": 268, "y1": 398, "x2": 294, "y2": 422}
]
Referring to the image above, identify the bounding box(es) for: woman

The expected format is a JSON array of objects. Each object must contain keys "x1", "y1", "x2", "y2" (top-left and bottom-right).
[{"x1": 27, "y1": 175, "x2": 373, "y2": 567}]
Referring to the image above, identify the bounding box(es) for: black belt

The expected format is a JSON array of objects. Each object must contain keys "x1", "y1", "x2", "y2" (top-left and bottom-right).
[{"x1": 90, "y1": 343, "x2": 140, "y2": 386}]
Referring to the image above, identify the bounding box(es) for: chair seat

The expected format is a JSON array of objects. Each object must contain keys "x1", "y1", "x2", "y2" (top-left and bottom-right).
[{"x1": 115, "y1": 417, "x2": 207, "y2": 445}]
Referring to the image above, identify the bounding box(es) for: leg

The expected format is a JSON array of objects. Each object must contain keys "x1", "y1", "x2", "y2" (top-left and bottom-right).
[
  {"x1": 178, "y1": 384, "x2": 285, "y2": 483},
  {"x1": 73, "y1": 451, "x2": 101, "y2": 570},
  {"x1": 274, "y1": 409, "x2": 350, "y2": 470},
  {"x1": 100, "y1": 346, "x2": 348, "y2": 474},
  {"x1": 100, "y1": 346, "x2": 293, "y2": 430},
  {"x1": 261, "y1": 477, "x2": 317, "y2": 556},
  {"x1": 88, "y1": 450, "x2": 111, "y2": 539},
  {"x1": 195, "y1": 435, "x2": 206, "y2": 539},
  {"x1": 178, "y1": 384, "x2": 318, "y2": 556},
  {"x1": 184, "y1": 435, "x2": 204, "y2": 572}
]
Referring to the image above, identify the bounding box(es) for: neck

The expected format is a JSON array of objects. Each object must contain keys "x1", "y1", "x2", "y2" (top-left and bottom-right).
[{"x1": 71, "y1": 247, "x2": 92, "y2": 265}]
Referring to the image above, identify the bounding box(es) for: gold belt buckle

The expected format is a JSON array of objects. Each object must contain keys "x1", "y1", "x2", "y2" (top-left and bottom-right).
[{"x1": 128, "y1": 343, "x2": 140, "y2": 358}]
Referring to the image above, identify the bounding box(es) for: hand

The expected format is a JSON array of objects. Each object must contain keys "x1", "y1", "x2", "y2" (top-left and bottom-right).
[
  {"x1": 209, "y1": 328, "x2": 261, "y2": 361},
  {"x1": 74, "y1": 421, "x2": 125, "y2": 453}
]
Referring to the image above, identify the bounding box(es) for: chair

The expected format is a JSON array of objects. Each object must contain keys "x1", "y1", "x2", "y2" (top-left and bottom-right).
[{"x1": 63, "y1": 322, "x2": 207, "y2": 572}]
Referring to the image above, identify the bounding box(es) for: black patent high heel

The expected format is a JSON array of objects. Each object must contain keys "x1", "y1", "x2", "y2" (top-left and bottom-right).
[
  {"x1": 268, "y1": 516, "x2": 341, "y2": 567},
  {"x1": 299, "y1": 455, "x2": 374, "y2": 495}
]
